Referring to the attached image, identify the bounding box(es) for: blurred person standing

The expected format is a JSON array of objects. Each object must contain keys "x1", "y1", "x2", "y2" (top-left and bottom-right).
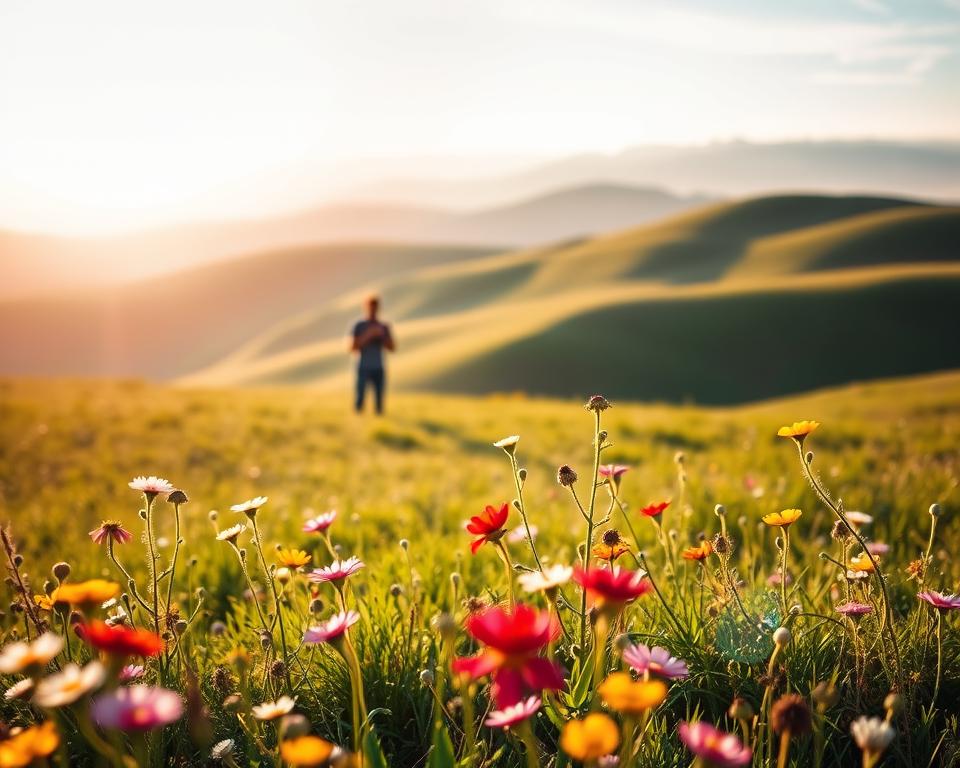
[{"x1": 350, "y1": 295, "x2": 395, "y2": 414}]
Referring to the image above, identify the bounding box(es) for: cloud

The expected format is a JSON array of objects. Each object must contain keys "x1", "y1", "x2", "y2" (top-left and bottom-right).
[{"x1": 851, "y1": 0, "x2": 891, "y2": 15}]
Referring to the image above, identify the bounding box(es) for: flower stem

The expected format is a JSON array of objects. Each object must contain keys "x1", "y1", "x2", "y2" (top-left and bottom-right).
[
  {"x1": 510, "y1": 454, "x2": 544, "y2": 572},
  {"x1": 932, "y1": 609, "x2": 943, "y2": 707},
  {"x1": 144, "y1": 494, "x2": 161, "y2": 635},
  {"x1": 517, "y1": 720, "x2": 542, "y2": 768},
  {"x1": 580, "y1": 410, "x2": 603, "y2": 652}
]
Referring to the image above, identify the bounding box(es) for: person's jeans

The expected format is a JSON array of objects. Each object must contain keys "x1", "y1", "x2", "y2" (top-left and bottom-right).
[{"x1": 355, "y1": 367, "x2": 385, "y2": 414}]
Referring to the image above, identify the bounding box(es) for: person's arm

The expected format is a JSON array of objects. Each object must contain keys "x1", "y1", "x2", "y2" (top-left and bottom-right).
[
  {"x1": 351, "y1": 323, "x2": 384, "y2": 351},
  {"x1": 382, "y1": 324, "x2": 396, "y2": 352}
]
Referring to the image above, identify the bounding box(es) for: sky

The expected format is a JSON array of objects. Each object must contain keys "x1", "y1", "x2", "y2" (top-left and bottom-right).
[{"x1": 1, "y1": 0, "x2": 959, "y2": 234}]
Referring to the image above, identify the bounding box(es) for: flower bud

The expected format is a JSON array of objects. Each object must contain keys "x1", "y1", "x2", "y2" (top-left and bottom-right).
[
  {"x1": 210, "y1": 621, "x2": 227, "y2": 636},
  {"x1": 773, "y1": 626, "x2": 792, "y2": 646},
  {"x1": 518, "y1": 468, "x2": 527, "y2": 482},
  {"x1": 929, "y1": 503, "x2": 942, "y2": 518},
  {"x1": 675, "y1": 451, "x2": 685, "y2": 465},
  {"x1": 279, "y1": 713, "x2": 310, "y2": 740},
  {"x1": 168, "y1": 489, "x2": 189, "y2": 505},
  {"x1": 432, "y1": 612, "x2": 457, "y2": 640},
  {"x1": 614, "y1": 633, "x2": 632, "y2": 650},
  {"x1": 805, "y1": 451, "x2": 814, "y2": 464},
  {"x1": 884, "y1": 692, "x2": 904, "y2": 717},
  {"x1": 175, "y1": 619, "x2": 188, "y2": 634},
  {"x1": 450, "y1": 572, "x2": 461, "y2": 588},
  {"x1": 52, "y1": 562, "x2": 71, "y2": 581},
  {"x1": 259, "y1": 632, "x2": 272, "y2": 650},
  {"x1": 309, "y1": 598, "x2": 324, "y2": 614},
  {"x1": 275, "y1": 567, "x2": 291, "y2": 585},
  {"x1": 585, "y1": 395, "x2": 610, "y2": 412},
  {"x1": 388, "y1": 584, "x2": 403, "y2": 598},
  {"x1": 222, "y1": 694, "x2": 243, "y2": 712},
  {"x1": 714, "y1": 504, "x2": 726, "y2": 517},
  {"x1": 419, "y1": 669, "x2": 435, "y2": 687},
  {"x1": 399, "y1": 539, "x2": 409, "y2": 551},
  {"x1": 209, "y1": 510, "x2": 218, "y2": 521},
  {"x1": 729, "y1": 697, "x2": 755, "y2": 721},
  {"x1": 812, "y1": 681, "x2": 839, "y2": 709}
]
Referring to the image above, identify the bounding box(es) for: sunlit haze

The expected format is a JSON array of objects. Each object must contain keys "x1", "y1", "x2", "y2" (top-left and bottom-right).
[{"x1": 2, "y1": 0, "x2": 959, "y2": 233}]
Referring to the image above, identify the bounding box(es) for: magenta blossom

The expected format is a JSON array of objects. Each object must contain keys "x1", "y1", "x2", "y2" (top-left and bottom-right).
[
  {"x1": 303, "y1": 511, "x2": 337, "y2": 533},
  {"x1": 308, "y1": 557, "x2": 365, "y2": 583},
  {"x1": 918, "y1": 591, "x2": 960, "y2": 611},
  {"x1": 303, "y1": 611, "x2": 360, "y2": 643},
  {"x1": 835, "y1": 601, "x2": 873, "y2": 618},
  {"x1": 866, "y1": 542, "x2": 889, "y2": 556},
  {"x1": 484, "y1": 696, "x2": 541, "y2": 729},
  {"x1": 89, "y1": 521, "x2": 133, "y2": 546},
  {"x1": 679, "y1": 722, "x2": 751, "y2": 768},
  {"x1": 91, "y1": 685, "x2": 183, "y2": 731},
  {"x1": 622, "y1": 643, "x2": 689, "y2": 680},
  {"x1": 598, "y1": 464, "x2": 630, "y2": 480},
  {"x1": 119, "y1": 664, "x2": 145, "y2": 682}
]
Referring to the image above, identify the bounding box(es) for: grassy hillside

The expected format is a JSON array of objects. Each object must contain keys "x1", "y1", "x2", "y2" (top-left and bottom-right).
[{"x1": 185, "y1": 195, "x2": 960, "y2": 403}]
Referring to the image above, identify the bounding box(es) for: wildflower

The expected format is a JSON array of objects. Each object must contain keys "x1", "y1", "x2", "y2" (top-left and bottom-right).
[
  {"x1": 484, "y1": 696, "x2": 541, "y2": 728},
  {"x1": 622, "y1": 643, "x2": 689, "y2": 680},
  {"x1": 712, "y1": 533, "x2": 733, "y2": 556},
  {"x1": 252, "y1": 695, "x2": 297, "y2": 721},
  {"x1": 211, "y1": 738, "x2": 236, "y2": 761},
  {"x1": 835, "y1": 602, "x2": 873, "y2": 619},
  {"x1": 556, "y1": 464, "x2": 579, "y2": 486},
  {"x1": 279, "y1": 735, "x2": 336, "y2": 767},
  {"x1": 773, "y1": 627, "x2": 792, "y2": 646},
  {"x1": 451, "y1": 603, "x2": 564, "y2": 707},
  {"x1": 560, "y1": 713, "x2": 619, "y2": 762},
  {"x1": 905, "y1": 559, "x2": 924, "y2": 580},
  {"x1": 766, "y1": 572, "x2": 793, "y2": 587},
  {"x1": 277, "y1": 549, "x2": 311, "y2": 570},
  {"x1": 3, "y1": 679, "x2": 34, "y2": 701},
  {"x1": 0, "y1": 632, "x2": 64, "y2": 674},
  {"x1": 917, "y1": 591, "x2": 960, "y2": 611},
  {"x1": 81, "y1": 620, "x2": 165, "y2": 657},
  {"x1": 466, "y1": 503, "x2": 509, "y2": 554},
  {"x1": 848, "y1": 554, "x2": 875, "y2": 573},
  {"x1": 846, "y1": 511, "x2": 873, "y2": 527},
  {"x1": 573, "y1": 565, "x2": 652, "y2": 610},
  {"x1": 302, "y1": 512, "x2": 337, "y2": 533},
  {"x1": 216, "y1": 524, "x2": 245, "y2": 544},
  {"x1": 33, "y1": 593, "x2": 54, "y2": 612},
  {"x1": 776, "y1": 421, "x2": 819, "y2": 443},
  {"x1": 89, "y1": 521, "x2": 133, "y2": 546},
  {"x1": 846, "y1": 570, "x2": 870, "y2": 581},
  {"x1": 728, "y1": 698, "x2": 755, "y2": 721},
  {"x1": 593, "y1": 529, "x2": 630, "y2": 562},
  {"x1": 850, "y1": 716, "x2": 895, "y2": 767},
  {"x1": 598, "y1": 464, "x2": 630, "y2": 480},
  {"x1": 679, "y1": 721, "x2": 751, "y2": 767},
  {"x1": 308, "y1": 556, "x2": 365, "y2": 583},
  {"x1": 0, "y1": 721, "x2": 59, "y2": 766},
  {"x1": 303, "y1": 611, "x2": 360, "y2": 644},
  {"x1": 91, "y1": 686, "x2": 184, "y2": 731},
  {"x1": 230, "y1": 496, "x2": 269, "y2": 516},
  {"x1": 812, "y1": 681, "x2": 840, "y2": 709},
  {"x1": 640, "y1": 501, "x2": 670, "y2": 518},
  {"x1": 507, "y1": 524, "x2": 538, "y2": 544},
  {"x1": 51, "y1": 579, "x2": 120, "y2": 606},
  {"x1": 33, "y1": 662, "x2": 106, "y2": 707},
  {"x1": 493, "y1": 435, "x2": 520, "y2": 454},
  {"x1": 762, "y1": 509, "x2": 802, "y2": 528},
  {"x1": 831, "y1": 520, "x2": 852, "y2": 541},
  {"x1": 866, "y1": 542, "x2": 889, "y2": 556},
  {"x1": 682, "y1": 540, "x2": 713, "y2": 561},
  {"x1": 598, "y1": 672, "x2": 667, "y2": 715},
  {"x1": 119, "y1": 664, "x2": 145, "y2": 682},
  {"x1": 128, "y1": 476, "x2": 175, "y2": 498},
  {"x1": 585, "y1": 395, "x2": 611, "y2": 413},
  {"x1": 518, "y1": 564, "x2": 573, "y2": 594},
  {"x1": 771, "y1": 694, "x2": 812, "y2": 735}
]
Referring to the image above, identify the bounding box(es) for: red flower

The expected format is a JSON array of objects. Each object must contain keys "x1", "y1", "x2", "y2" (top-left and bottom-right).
[
  {"x1": 640, "y1": 501, "x2": 670, "y2": 518},
  {"x1": 574, "y1": 565, "x2": 652, "y2": 608},
  {"x1": 81, "y1": 621, "x2": 165, "y2": 657},
  {"x1": 466, "y1": 504, "x2": 509, "y2": 555},
  {"x1": 451, "y1": 604, "x2": 564, "y2": 707}
]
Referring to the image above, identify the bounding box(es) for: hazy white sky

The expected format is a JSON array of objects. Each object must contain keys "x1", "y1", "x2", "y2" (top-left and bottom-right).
[{"x1": 1, "y1": 0, "x2": 958, "y2": 233}]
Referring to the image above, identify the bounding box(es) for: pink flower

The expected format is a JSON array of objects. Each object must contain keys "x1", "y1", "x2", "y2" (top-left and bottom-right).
[
  {"x1": 303, "y1": 512, "x2": 337, "y2": 533},
  {"x1": 598, "y1": 465, "x2": 630, "y2": 479},
  {"x1": 574, "y1": 566, "x2": 652, "y2": 608},
  {"x1": 866, "y1": 542, "x2": 889, "y2": 556},
  {"x1": 484, "y1": 696, "x2": 541, "y2": 728},
  {"x1": 303, "y1": 611, "x2": 360, "y2": 643},
  {"x1": 918, "y1": 591, "x2": 960, "y2": 611},
  {"x1": 835, "y1": 601, "x2": 873, "y2": 618},
  {"x1": 128, "y1": 476, "x2": 175, "y2": 496},
  {"x1": 308, "y1": 557, "x2": 365, "y2": 583},
  {"x1": 622, "y1": 644, "x2": 689, "y2": 680},
  {"x1": 679, "y1": 722, "x2": 751, "y2": 768},
  {"x1": 91, "y1": 685, "x2": 183, "y2": 731},
  {"x1": 119, "y1": 664, "x2": 145, "y2": 682},
  {"x1": 766, "y1": 572, "x2": 793, "y2": 587},
  {"x1": 89, "y1": 521, "x2": 133, "y2": 546},
  {"x1": 507, "y1": 524, "x2": 538, "y2": 544}
]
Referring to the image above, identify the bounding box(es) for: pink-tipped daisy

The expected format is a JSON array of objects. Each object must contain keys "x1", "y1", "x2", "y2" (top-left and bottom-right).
[
  {"x1": 308, "y1": 556, "x2": 365, "y2": 583},
  {"x1": 918, "y1": 591, "x2": 960, "y2": 611},
  {"x1": 230, "y1": 496, "x2": 269, "y2": 515},
  {"x1": 119, "y1": 664, "x2": 146, "y2": 682},
  {"x1": 598, "y1": 465, "x2": 630, "y2": 480},
  {"x1": 835, "y1": 601, "x2": 873, "y2": 618},
  {"x1": 303, "y1": 611, "x2": 360, "y2": 644},
  {"x1": 622, "y1": 644, "x2": 689, "y2": 680},
  {"x1": 302, "y1": 512, "x2": 337, "y2": 533},
  {"x1": 91, "y1": 685, "x2": 183, "y2": 731},
  {"x1": 679, "y1": 721, "x2": 751, "y2": 767},
  {"x1": 89, "y1": 521, "x2": 133, "y2": 546},
  {"x1": 251, "y1": 695, "x2": 296, "y2": 721},
  {"x1": 866, "y1": 542, "x2": 889, "y2": 556},
  {"x1": 484, "y1": 696, "x2": 541, "y2": 728},
  {"x1": 128, "y1": 476, "x2": 175, "y2": 497}
]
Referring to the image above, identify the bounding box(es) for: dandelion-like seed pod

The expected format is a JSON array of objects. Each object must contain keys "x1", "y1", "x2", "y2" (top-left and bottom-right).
[
  {"x1": 585, "y1": 395, "x2": 611, "y2": 412},
  {"x1": 557, "y1": 464, "x2": 578, "y2": 486},
  {"x1": 771, "y1": 693, "x2": 812, "y2": 735}
]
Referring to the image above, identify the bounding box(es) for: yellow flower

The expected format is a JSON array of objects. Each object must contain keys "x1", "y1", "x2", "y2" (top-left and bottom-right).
[
  {"x1": 0, "y1": 721, "x2": 59, "y2": 767},
  {"x1": 277, "y1": 549, "x2": 312, "y2": 570},
  {"x1": 598, "y1": 672, "x2": 668, "y2": 715},
  {"x1": 681, "y1": 541, "x2": 713, "y2": 561},
  {"x1": 762, "y1": 509, "x2": 802, "y2": 528},
  {"x1": 51, "y1": 579, "x2": 120, "y2": 606},
  {"x1": 777, "y1": 420, "x2": 820, "y2": 442},
  {"x1": 560, "y1": 713, "x2": 620, "y2": 761},
  {"x1": 849, "y1": 553, "x2": 876, "y2": 573},
  {"x1": 592, "y1": 542, "x2": 631, "y2": 561},
  {"x1": 280, "y1": 735, "x2": 335, "y2": 767},
  {"x1": 33, "y1": 594, "x2": 53, "y2": 611}
]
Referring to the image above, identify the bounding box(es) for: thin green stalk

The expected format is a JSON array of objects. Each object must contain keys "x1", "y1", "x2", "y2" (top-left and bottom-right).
[
  {"x1": 165, "y1": 502, "x2": 182, "y2": 620},
  {"x1": 932, "y1": 609, "x2": 943, "y2": 707},
  {"x1": 517, "y1": 719, "x2": 543, "y2": 768},
  {"x1": 580, "y1": 410, "x2": 603, "y2": 651},
  {"x1": 252, "y1": 519, "x2": 292, "y2": 694},
  {"x1": 510, "y1": 453, "x2": 544, "y2": 572},
  {"x1": 143, "y1": 494, "x2": 161, "y2": 634}
]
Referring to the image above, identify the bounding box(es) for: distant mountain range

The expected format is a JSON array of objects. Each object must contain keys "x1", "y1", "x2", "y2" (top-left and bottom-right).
[
  {"x1": 0, "y1": 184, "x2": 712, "y2": 299},
  {"x1": 2, "y1": 193, "x2": 958, "y2": 404}
]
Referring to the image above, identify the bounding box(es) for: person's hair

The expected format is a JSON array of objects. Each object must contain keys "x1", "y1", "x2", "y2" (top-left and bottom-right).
[{"x1": 365, "y1": 294, "x2": 380, "y2": 308}]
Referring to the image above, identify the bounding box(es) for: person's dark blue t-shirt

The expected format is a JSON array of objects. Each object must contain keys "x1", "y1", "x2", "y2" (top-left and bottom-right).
[{"x1": 352, "y1": 320, "x2": 391, "y2": 370}]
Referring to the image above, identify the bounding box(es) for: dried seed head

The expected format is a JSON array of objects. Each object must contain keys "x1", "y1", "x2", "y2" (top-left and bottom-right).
[
  {"x1": 831, "y1": 520, "x2": 852, "y2": 541},
  {"x1": 388, "y1": 584, "x2": 403, "y2": 598},
  {"x1": 770, "y1": 694, "x2": 812, "y2": 735},
  {"x1": 52, "y1": 562, "x2": 71, "y2": 581},
  {"x1": 712, "y1": 533, "x2": 733, "y2": 555},
  {"x1": 211, "y1": 665, "x2": 234, "y2": 695},
  {"x1": 419, "y1": 669, "x2": 435, "y2": 687},
  {"x1": 167, "y1": 490, "x2": 189, "y2": 505},
  {"x1": 309, "y1": 598, "x2": 324, "y2": 614},
  {"x1": 602, "y1": 529, "x2": 624, "y2": 547},
  {"x1": 557, "y1": 465, "x2": 578, "y2": 487},
  {"x1": 585, "y1": 395, "x2": 611, "y2": 413},
  {"x1": 464, "y1": 596, "x2": 487, "y2": 614},
  {"x1": 269, "y1": 660, "x2": 286, "y2": 679}
]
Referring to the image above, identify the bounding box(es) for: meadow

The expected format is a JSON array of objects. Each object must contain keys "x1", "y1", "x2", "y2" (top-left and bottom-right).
[{"x1": 1, "y1": 373, "x2": 959, "y2": 767}]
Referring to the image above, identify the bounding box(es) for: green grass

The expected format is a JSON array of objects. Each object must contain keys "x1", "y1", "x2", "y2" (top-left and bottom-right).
[{"x1": 1, "y1": 374, "x2": 959, "y2": 766}]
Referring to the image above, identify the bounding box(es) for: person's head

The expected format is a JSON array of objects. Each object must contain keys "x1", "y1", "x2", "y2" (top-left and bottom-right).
[{"x1": 365, "y1": 295, "x2": 380, "y2": 319}]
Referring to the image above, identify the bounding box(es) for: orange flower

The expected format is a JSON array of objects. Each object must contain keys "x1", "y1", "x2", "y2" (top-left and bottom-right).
[
  {"x1": 0, "y1": 721, "x2": 59, "y2": 767},
  {"x1": 51, "y1": 579, "x2": 120, "y2": 607},
  {"x1": 849, "y1": 553, "x2": 876, "y2": 573},
  {"x1": 598, "y1": 672, "x2": 668, "y2": 715},
  {"x1": 592, "y1": 529, "x2": 630, "y2": 562},
  {"x1": 777, "y1": 421, "x2": 820, "y2": 442},
  {"x1": 560, "y1": 713, "x2": 620, "y2": 761},
  {"x1": 762, "y1": 509, "x2": 802, "y2": 528},
  {"x1": 279, "y1": 735, "x2": 336, "y2": 767},
  {"x1": 681, "y1": 541, "x2": 713, "y2": 562},
  {"x1": 277, "y1": 549, "x2": 312, "y2": 570}
]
